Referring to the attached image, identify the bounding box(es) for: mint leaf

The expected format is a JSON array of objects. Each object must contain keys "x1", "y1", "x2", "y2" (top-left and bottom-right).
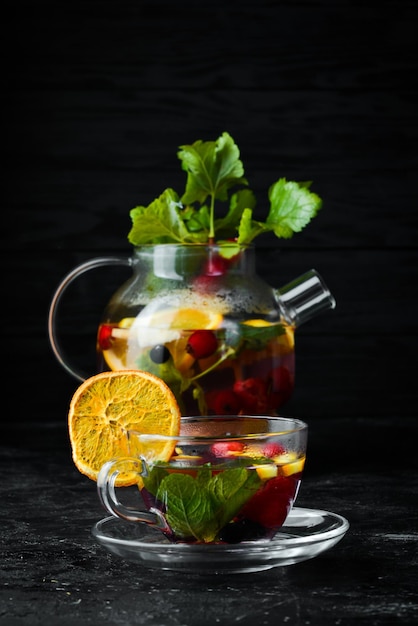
[
  {"x1": 240, "y1": 322, "x2": 286, "y2": 350},
  {"x1": 266, "y1": 178, "x2": 322, "y2": 238},
  {"x1": 178, "y1": 132, "x2": 247, "y2": 205},
  {"x1": 157, "y1": 472, "x2": 219, "y2": 542},
  {"x1": 127, "y1": 134, "x2": 323, "y2": 246},
  {"x1": 178, "y1": 132, "x2": 248, "y2": 240},
  {"x1": 237, "y1": 179, "x2": 322, "y2": 243},
  {"x1": 154, "y1": 464, "x2": 261, "y2": 542},
  {"x1": 237, "y1": 208, "x2": 268, "y2": 245},
  {"x1": 142, "y1": 465, "x2": 168, "y2": 498},
  {"x1": 128, "y1": 188, "x2": 205, "y2": 245},
  {"x1": 215, "y1": 189, "x2": 256, "y2": 239},
  {"x1": 211, "y1": 466, "x2": 261, "y2": 530},
  {"x1": 180, "y1": 204, "x2": 211, "y2": 234}
]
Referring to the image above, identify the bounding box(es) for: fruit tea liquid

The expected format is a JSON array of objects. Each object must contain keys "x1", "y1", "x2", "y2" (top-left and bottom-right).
[{"x1": 97, "y1": 319, "x2": 295, "y2": 416}]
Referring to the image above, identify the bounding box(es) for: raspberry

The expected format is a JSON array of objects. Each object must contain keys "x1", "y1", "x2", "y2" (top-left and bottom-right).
[
  {"x1": 211, "y1": 441, "x2": 245, "y2": 457},
  {"x1": 207, "y1": 389, "x2": 241, "y2": 415},
  {"x1": 187, "y1": 330, "x2": 218, "y2": 359},
  {"x1": 233, "y1": 378, "x2": 268, "y2": 413},
  {"x1": 262, "y1": 443, "x2": 286, "y2": 458}
]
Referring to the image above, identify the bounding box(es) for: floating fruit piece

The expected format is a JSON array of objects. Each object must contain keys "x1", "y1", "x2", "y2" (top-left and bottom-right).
[
  {"x1": 243, "y1": 319, "x2": 274, "y2": 327},
  {"x1": 233, "y1": 378, "x2": 268, "y2": 413},
  {"x1": 150, "y1": 344, "x2": 171, "y2": 364},
  {"x1": 255, "y1": 463, "x2": 278, "y2": 480},
  {"x1": 211, "y1": 441, "x2": 246, "y2": 457},
  {"x1": 262, "y1": 443, "x2": 286, "y2": 458},
  {"x1": 135, "y1": 306, "x2": 223, "y2": 331},
  {"x1": 280, "y1": 455, "x2": 306, "y2": 477},
  {"x1": 206, "y1": 389, "x2": 241, "y2": 415},
  {"x1": 187, "y1": 330, "x2": 218, "y2": 359},
  {"x1": 97, "y1": 324, "x2": 114, "y2": 351},
  {"x1": 99, "y1": 318, "x2": 136, "y2": 370},
  {"x1": 129, "y1": 304, "x2": 223, "y2": 352},
  {"x1": 203, "y1": 254, "x2": 230, "y2": 276}
]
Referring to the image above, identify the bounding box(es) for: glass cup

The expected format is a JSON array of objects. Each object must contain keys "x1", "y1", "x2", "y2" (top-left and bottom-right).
[{"x1": 97, "y1": 415, "x2": 308, "y2": 545}]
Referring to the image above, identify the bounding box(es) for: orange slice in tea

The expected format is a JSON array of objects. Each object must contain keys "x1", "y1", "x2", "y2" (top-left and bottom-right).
[
  {"x1": 132, "y1": 306, "x2": 223, "y2": 334},
  {"x1": 128, "y1": 306, "x2": 223, "y2": 371},
  {"x1": 68, "y1": 370, "x2": 181, "y2": 485},
  {"x1": 101, "y1": 317, "x2": 135, "y2": 370},
  {"x1": 243, "y1": 318, "x2": 295, "y2": 352}
]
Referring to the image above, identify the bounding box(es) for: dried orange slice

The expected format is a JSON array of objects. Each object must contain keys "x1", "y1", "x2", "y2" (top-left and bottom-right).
[{"x1": 68, "y1": 370, "x2": 181, "y2": 485}]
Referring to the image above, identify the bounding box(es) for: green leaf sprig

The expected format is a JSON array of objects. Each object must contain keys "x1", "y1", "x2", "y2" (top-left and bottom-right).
[
  {"x1": 143, "y1": 463, "x2": 262, "y2": 543},
  {"x1": 128, "y1": 132, "x2": 322, "y2": 247}
]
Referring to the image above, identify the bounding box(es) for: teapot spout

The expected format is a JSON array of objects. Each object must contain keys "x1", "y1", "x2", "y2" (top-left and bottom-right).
[{"x1": 275, "y1": 269, "x2": 336, "y2": 327}]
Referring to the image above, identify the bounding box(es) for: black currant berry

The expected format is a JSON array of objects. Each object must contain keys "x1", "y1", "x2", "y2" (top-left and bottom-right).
[{"x1": 150, "y1": 344, "x2": 171, "y2": 364}]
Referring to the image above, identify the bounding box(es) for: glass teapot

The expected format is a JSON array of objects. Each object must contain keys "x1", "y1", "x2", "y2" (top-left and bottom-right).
[{"x1": 48, "y1": 243, "x2": 335, "y2": 415}]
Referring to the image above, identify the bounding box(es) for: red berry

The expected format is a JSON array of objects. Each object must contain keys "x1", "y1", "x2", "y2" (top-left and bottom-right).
[
  {"x1": 193, "y1": 275, "x2": 218, "y2": 294},
  {"x1": 262, "y1": 443, "x2": 286, "y2": 458},
  {"x1": 97, "y1": 324, "x2": 114, "y2": 350},
  {"x1": 211, "y1": 441, "x2": 245, "y2": 457},
  {"x1": 240, "y1": 475, "x2": 297, "y2": 528},
  {"x1": 233, "y1": 378, "x2": 268, "y2": 413},
  {"x1": 187, "y1": 330, "x2": 218, "y2": 360},
  {"x1": 203, "y1": 254, "x2": 230, "y2": 276},
  {"x1": 207, "y1": 389, "x2": 241, "y2": 415}
]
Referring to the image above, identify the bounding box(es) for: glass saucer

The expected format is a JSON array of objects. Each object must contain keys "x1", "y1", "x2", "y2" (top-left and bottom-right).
[{"x1": 92, "y1": 507, "x2": 349, "y2": 574}]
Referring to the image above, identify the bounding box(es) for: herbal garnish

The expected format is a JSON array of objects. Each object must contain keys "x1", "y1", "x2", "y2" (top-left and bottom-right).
[
  {"x1": 128, "y1": 131, "x2": 322, "y2": 246},
  {"x1": 143, "y1": 464, "x2": 262, "y2": 543}
]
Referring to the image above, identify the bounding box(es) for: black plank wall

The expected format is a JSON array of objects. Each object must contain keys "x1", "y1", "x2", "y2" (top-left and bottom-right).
[{"x1": 4, "y1": 0, "x2": 417, "y2": 424}]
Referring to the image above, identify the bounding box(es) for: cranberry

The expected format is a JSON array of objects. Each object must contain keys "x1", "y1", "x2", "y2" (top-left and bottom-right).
[
  {"x1": 187, "y1": 330, "x2": 218, "y2": 359},
  {"x1": 207, "y1": 389, "x2": 241, "y2": 415},
  {"x1": 233, "y1": 378, "x2": 268, "y2": 413},
  {"x1": 211, "y1": 441, "x2": 245, "y2": 457},
  {"x1": 193, "y1": 253, "x2": 233, "y2": 293},
  {"x1": 97, "y1": 324, "x2": 115, "y2": 351},
  {"x1": 240, "y1": 475, "x2": 296, "y2": 528},
  {"x1": 203, "y1": 254, "x2": 230, "y2": 276}
]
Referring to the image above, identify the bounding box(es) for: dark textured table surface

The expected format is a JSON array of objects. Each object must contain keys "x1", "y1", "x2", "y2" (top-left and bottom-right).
[{"x1": 2, "y1": 417, "x2": 417, "y2": 626}]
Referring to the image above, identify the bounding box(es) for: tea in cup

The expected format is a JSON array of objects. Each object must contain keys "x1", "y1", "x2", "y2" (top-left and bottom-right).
[{"x1": 97, "y1": 415, "x2": 307, "y2": 544}]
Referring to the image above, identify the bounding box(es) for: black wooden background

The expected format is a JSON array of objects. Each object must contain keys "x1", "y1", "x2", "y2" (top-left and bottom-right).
[{"x1": 4, "y1": 0, "x2": 417, "y2": 425}]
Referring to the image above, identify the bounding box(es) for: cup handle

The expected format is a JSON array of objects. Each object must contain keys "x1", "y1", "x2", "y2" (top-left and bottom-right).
[
  {"x1": 48, "y1": 256, "x2": 132, "y2": 381},
  {"x1": 97, "y1": 458, "x2": 169, "y2": 531}
]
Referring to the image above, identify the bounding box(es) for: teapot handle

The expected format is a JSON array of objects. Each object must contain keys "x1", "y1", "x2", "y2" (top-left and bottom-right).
[{"x1": 48, "y1": 256, "x2": 132, "y2": 382}]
